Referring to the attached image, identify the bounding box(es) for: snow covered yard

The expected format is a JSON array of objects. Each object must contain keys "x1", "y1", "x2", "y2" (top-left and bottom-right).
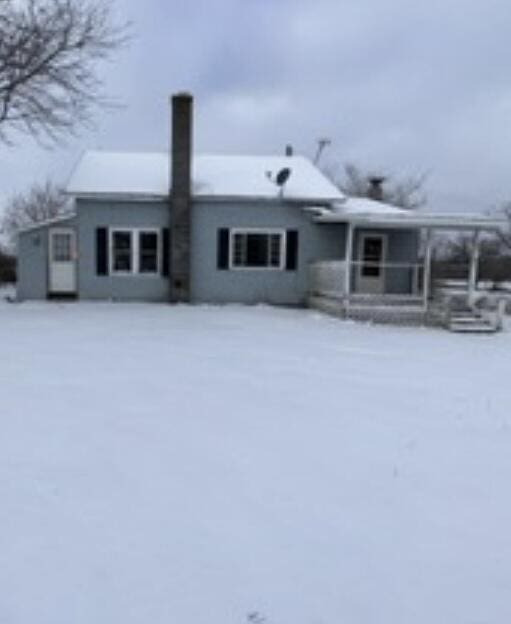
[{"x1": 1, "y1": 298, "x2": 510, "y2": 624}]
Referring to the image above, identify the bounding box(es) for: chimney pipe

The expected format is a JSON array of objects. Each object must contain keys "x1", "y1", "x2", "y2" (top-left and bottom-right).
[
  {"x1": 368, "y1": 176, "x2": 385, "y2": 202},
  {"x1": 285, "y1": 144, "x2": 293, "y2": 157},
  {"x1": 170, "y1": 92, "x2": 193, "y2": 302}
]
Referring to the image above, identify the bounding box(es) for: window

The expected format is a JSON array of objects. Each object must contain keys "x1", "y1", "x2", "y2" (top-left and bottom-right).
[
  {"x1": 231, "y1": 230, "x2": 285, "y2": 269},
  {"x1": 139, "y1": 232, "x2": 159, "y2": 273},
  {"x1": 361, "y1": 236, "x2": 384, "y2": 277},
  {"x1": 110, "y1": 229, "x2": 160, "y2": 275},
  {"x1": 52, "y1": 233, "x2": 72, "y2": 262},
  {"x1": 112, "y1": 231, "x2": 133, "y2": 273}
]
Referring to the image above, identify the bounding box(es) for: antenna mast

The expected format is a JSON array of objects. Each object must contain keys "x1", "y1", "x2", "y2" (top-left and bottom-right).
[{"x1": 314, "y1": 137, "x2": 331, "y2": 165}]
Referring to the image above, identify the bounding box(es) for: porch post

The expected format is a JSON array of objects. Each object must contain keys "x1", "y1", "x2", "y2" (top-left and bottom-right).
[
  {"x1": 422, "y1": 227, "x2": 433, "y2": 312},
  {"x1": 345, "y1": 222, "x2": 354, "y2": 301},
  {"x1": 468, "y1": 229, "x2": 481, "y2": 303}
]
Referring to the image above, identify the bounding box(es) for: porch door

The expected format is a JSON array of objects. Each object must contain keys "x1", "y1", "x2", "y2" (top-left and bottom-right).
[
  {"x1": 356, "y1": 233, "x2": 387, "y2": 294},
  {"x1": 48, "y1": 228, "x2": 77, "y2": 294}
]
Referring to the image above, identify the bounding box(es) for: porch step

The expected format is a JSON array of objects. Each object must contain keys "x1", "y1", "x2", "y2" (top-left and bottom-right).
[
  {"x1": 449, "y1": 321, "x2": 498, "y2": 333},
  {"x1": 448, "y1": 312, "x2": 498, "y2": 333},
  {"x1": 308, "y1": 295, "x2": 425, "y2": 325},
  {"x1": 348, "y1": 295, "x2": 423, "y2": 307},
  {"x1": 450, "y1": 314, "x2": 483, "y2": 323},
  {"x1": 346, "y1": 304, "x2": 425, "y2": 325}
]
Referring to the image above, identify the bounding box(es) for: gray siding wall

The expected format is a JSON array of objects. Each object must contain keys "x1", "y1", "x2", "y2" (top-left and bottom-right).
[
  {"x1": 16, "y1": 198, "x2": 420, "y2": 303},
  {"x1": 76, "y1": 199, "x2": 169, "y2": 301},
  {"x1": 191, "y1": 201, "x2": 346, "y2": 305},
  {"x1": 353, "y1": 228, "x2": 420, "y2": 294},
  {"x1": 17, "y1": 217, "x2": 76, "y2": 300}
]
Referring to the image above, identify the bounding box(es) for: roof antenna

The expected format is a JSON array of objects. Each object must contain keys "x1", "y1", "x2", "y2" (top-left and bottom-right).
[{"x1": 314, "y1": 137, "x2": 331, "y2": 165}]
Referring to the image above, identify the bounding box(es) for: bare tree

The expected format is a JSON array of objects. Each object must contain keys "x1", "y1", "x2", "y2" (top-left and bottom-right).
[
  {"x1": 496, "y1": 201, "x2": 511, "y2": 251},
  {"x1": 433, "y1": 231, "x2": 511, "y2": 285},
  {"x1": 2, "y1": 179, "x2": 71, "y2": 244},
  {"x1": 329, "y1": 162, "x2": 428, "y2": 210},
  {"x1": 0, "y1": 0, "x2": 128, "y2": 143}
]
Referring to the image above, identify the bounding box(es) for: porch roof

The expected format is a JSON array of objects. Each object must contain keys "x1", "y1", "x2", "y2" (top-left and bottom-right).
[{"x1": 314, "y1": 197, "x2": 507, "y2": 231}]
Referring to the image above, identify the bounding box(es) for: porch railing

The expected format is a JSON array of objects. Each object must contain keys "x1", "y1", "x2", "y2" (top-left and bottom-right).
[
  {"x1": 309, "y1": 259, "x2": 425, "y2": 301},
  {"x1": 309, "y1": 260, "x2": 347, "y2": 299},
  {"x1": 350, "y1": 261, "x2": 424, "y2": 297}
]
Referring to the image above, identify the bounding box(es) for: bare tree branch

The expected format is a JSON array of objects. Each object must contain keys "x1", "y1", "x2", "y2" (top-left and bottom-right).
[
  {"x1": 0, "y1": 0, "x2": 129, "y2": 143},
  {"x1": 325, "y1": 162, "x2": 428, "y2": 210},
  {"x1": 496, "y1": 201, "x2": 511, "y2": 251},
  {"x1": 1, "y1": 179, "x2": 71, "y2": 245}
]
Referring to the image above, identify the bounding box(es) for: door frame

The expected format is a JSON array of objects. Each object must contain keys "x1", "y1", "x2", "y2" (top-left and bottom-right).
[
  {"x1": 48, "y1": 227, "x2": 77, "y2": 296},
  {"x1": 356, "y1": 232, "x2": 387, "y2": 294}
]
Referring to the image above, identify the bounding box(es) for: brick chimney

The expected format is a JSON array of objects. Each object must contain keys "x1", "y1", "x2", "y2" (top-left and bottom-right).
[
  {"x1": 170, "y1": 93, "x2": 193, "y2": 302},
  {"x1": 368, "y1": 176, "x2": 385, "y2": 202}
]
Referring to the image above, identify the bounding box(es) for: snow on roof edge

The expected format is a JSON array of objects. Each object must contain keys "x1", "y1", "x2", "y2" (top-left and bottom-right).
[
  {"x1": 17, "y1": 213, "x2": 76, "y2": 234},
  {"x1": 66, "y1": 150, "x2": 344, "y2": 202}
]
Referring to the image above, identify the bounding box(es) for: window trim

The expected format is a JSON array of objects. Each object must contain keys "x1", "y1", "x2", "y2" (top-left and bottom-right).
[
  {"x1": 109, "y1": 227, "x2": 161, "y2": 276},
  {"x1": 228, "y1": 228, "x2": 287, "y2": 271}
]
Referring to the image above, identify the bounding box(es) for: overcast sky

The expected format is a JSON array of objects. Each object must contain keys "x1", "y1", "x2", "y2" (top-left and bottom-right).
[{"x1": 1, "y1": 0, "x2": 511, "y2": 214}]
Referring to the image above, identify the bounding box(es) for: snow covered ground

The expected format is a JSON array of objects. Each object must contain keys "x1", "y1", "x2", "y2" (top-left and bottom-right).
[{"x1": 1, "y1": 297, "x2": 510, "y2": 624}]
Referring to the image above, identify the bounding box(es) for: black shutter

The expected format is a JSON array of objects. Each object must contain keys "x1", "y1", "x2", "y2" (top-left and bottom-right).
[
  {"x1": 96, "y1": 228, "x2": 108, "y2": 275},
  {"x1": 285, "y1": 230, "x2": 298, "y2": 271},
  {"x1": 217, "y1": 228, "x2": 230, "y2": 270},
  {"x1": 162, "y1": 228, "x2": 170, "y2": 276}
]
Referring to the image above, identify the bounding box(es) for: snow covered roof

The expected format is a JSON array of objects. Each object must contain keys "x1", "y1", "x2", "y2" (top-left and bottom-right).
[
  {"x1": 334, "y1": 196, "x2": 410, "y2": 217},
  {"x1": 316, "y1": 197, "x2": 507, "y2": 230},
  {"x1": 17, "y1": 213, "x2": 76, "y2": 234},
  {"x1": 66, "y1": 151, "x2": 344, "y2": 203}
]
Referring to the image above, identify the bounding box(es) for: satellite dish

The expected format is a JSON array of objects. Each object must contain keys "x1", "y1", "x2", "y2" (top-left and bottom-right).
[{"x1": 275, "y1": 167, "x2": 292, "y2": 187}]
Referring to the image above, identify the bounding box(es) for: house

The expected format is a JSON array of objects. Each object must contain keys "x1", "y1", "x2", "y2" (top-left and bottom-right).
[{"x1": 17, "y1": 93, "x2": 507, "y2": 329}]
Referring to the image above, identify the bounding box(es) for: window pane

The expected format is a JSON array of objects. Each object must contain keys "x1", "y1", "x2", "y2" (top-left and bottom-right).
[
  {"x1": 139, "y1": 232, "x2": 158, "y2": 273},
  {"x1": 362, "y1": 265, "x2": 380, "y2": 277},
  {"x1": 231, "y1": 232, "x2": 282, "y2": 268},
  {"x1": 113, "y1": 231, "x2": 132, "y2": 272},
  {"x1": 245, "y1": 234, "x2": 269, "y2": 267},
  {"x1": 233, "y1": 233, "x2": 245, "y2": 266},
  {"x1": 52, "y1": 234, "x2": 72, "y2": 262},
  {"x1": 270, "y1": 234, "x2": 281, "y2": 267},
  {"x1": 362, "y1": 238, "x2": 383, "y2": 277}
]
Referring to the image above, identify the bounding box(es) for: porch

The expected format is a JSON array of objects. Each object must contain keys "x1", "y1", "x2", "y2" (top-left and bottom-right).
[
  {"x1": 309, "y1": 258, "x2": 426, "y2": 324},
  {"x1": 309, "y1": 214, "x2": 509, "y2": 331}
]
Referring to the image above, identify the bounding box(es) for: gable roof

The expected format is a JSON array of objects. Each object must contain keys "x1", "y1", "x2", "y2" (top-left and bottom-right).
[{"x1": 66, "y1": 151, "x2": 344, "y2": 203}]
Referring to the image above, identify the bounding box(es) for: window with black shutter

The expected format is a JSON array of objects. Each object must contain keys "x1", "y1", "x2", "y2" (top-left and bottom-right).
[{"x1": 229, "y1": 229, "x2": 285, "y2": 270}]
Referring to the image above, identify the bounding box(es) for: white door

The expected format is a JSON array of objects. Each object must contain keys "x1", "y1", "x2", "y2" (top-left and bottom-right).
[
  {"x1": 356, "y1": 234, "x2": 387, "y2": 294},
  {"x1": 49, "y1": 228, "x2": 77, "y2": 294}
]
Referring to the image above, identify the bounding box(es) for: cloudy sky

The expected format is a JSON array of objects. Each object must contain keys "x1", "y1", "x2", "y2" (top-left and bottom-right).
[{"x1": 1, "y1": 0, "x2": 511, "y2": 214}]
